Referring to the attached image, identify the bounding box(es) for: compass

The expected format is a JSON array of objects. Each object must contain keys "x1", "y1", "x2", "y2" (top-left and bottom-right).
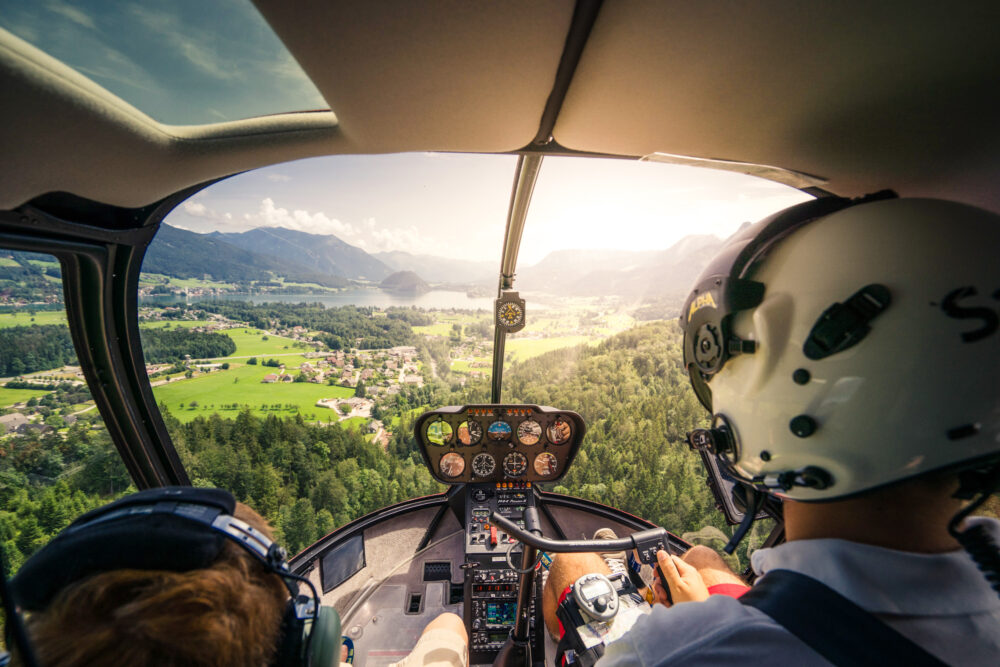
[{"x1": 495, "y1": 292, "x2": 526, "y2": 333}]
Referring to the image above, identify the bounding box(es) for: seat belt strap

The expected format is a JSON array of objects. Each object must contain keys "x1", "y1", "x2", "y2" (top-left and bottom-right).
[{"x1": 740, "y1": 569, "x2": 947, "y2": 667}]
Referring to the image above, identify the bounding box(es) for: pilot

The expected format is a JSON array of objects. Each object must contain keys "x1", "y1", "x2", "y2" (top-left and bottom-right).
[
  {"x1": 5, "y1": 487, "x2": 468, "y2": 667},
  {"x1": 544, "y1": 194, "x2": 1000, "y2": 665}
]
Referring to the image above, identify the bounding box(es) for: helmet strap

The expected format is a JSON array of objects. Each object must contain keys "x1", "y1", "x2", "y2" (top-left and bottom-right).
[
  {"x1": 948, "y1": 463, "x2": 1000, "y2": 598},
  {"x1": 722, "y1": 487, "x2": 766, "y2": 555}
]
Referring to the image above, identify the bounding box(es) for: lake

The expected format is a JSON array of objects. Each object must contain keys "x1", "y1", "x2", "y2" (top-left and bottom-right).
[{"x1": 143, "y1": 289, "x2": 496, "y2": 311}]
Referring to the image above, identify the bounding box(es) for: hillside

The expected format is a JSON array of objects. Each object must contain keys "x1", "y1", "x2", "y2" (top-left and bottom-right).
[
  {"x1": 213, "y1": 227, "x2": 392, "y2": 282},
  {"x1": 379, "y1": 270, "x2": 431, "y2": 295},
  {"x1": 516, "y1": 234, "x2": 724, "y2": 299},
  {"x1": 374, "y1": 251, "x2": 494, "y2": 284},
  {"x1": 144, "y1": 224, "x2": 285, "y2": 282}
]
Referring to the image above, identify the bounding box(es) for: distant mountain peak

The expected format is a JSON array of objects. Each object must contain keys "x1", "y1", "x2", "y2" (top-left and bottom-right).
[{"x1": 379, "y1": 270, "x2": 431, "y2": 295}]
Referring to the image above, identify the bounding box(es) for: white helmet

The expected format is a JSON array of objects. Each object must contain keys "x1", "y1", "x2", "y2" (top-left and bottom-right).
[{"x1": 681, "y1": 193, "x2": 1000, "y2": 501}]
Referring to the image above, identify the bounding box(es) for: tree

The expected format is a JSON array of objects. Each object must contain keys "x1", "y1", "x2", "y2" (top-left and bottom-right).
[
  {"x1": 221, "y1": 362, "x2": 230, "y2": 370},
  {"x1": 247, "y1": 357, "x2": 258, "y2": 365},
  {"x1": 355, "y1": 381, "x2": 366, "y2": 398},
  {"x1": 281, "y1": 498, "x2": 317, "y2": 555}
]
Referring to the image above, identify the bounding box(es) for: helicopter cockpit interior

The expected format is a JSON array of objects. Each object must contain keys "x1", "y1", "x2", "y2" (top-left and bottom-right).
[{"x1": 1, "y1": 1, "x2": 999, "y2": 666}]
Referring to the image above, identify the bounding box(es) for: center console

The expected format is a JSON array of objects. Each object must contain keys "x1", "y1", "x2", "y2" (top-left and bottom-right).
[{"x1": 463, "y1": 482, "x2": 544, "y2": 664}]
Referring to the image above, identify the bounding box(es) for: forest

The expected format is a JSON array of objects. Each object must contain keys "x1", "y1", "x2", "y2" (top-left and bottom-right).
[
  {"x1": 139, "y1": 327, "x2": 237, "y2": 363},
  {"x1": 1, "y1": 319, "x2": 769, "y2": 576},
  {"x1": 198, "y1": 302, "x2": 415, "y2": 350},
  {"x1": 0, "y1": 325, "x2": 77, "y2": 376}
]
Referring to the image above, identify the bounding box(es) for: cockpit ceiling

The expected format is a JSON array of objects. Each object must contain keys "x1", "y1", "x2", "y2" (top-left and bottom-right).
[
  {"x1": 554, "y1": 1, "x2": 1000, "y2": 209},
  {"x1": 1, "y1": 0, "x2": 999, "y2": 213}
]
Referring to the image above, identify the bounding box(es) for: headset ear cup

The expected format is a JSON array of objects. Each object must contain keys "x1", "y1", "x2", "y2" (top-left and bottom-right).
[
  {"x1": 273, "y1": 601, "x2": 306, "y2": 666},
  {"x1": 308, "y1": 606, "x2": 342, "y2": 667}
]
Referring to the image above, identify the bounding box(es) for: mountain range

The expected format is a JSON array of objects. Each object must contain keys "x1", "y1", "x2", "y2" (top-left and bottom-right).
[{"x1": 144, "y1": 224, "x2": 727, "y2": 300}]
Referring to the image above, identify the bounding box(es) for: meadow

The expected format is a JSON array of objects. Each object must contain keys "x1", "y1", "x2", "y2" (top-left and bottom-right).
[
  {"x1": 152, "y1": 362, "x2": 354, "y2": 423},
  {"x1": 0, "y1": 386, "x2": 52, "y2": 407},
  {"x1": 0, "y1": 311, "x2": 67, "y2": 328}
]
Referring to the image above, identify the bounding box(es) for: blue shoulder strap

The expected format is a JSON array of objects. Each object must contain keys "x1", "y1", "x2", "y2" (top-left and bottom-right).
[{"x1": 740, "y1": 569, "x2": 947, "y2": 667}]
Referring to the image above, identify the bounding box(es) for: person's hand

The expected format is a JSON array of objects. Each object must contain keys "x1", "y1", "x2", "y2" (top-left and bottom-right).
[{"x1": 653, "y1": 550, "x2": 710, "y2": 606}]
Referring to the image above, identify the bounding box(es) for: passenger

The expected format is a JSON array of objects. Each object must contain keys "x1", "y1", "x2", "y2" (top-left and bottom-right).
[
  {"x1": 7, "y1": 487, "x2": 467, "y2": 667},
  {"x1": 545, "y1": 195, "x2": 1000, "y2": 664}
]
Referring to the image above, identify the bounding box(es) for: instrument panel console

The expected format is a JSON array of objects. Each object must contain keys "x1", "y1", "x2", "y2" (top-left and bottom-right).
[{"x1": 414, "y1": 405, "x2": 585, "y2": 484}]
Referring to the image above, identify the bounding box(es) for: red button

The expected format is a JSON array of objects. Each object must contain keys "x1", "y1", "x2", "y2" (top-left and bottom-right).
[{"x1": 490, "y1": 526, "x2": 498, "y2": 547}]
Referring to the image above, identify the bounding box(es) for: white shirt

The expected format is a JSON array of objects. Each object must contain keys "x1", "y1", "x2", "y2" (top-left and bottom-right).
[{"x1": 599, "y1": 517, "x2": 1000, "y2": 665}]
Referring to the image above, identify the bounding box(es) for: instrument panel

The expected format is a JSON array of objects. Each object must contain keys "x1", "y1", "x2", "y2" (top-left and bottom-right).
[{"x1": 414, "y1": 405, "x2": 585, "y2": 484}]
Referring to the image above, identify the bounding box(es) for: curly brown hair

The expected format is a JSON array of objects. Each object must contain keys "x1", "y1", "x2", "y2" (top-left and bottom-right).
[{"x1": 18, "y1": 503, "x2": 289, "y2": 667}]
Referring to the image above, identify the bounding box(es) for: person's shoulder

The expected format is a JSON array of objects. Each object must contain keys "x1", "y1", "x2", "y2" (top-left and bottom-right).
[{"x1": 599, "y1": 596, "x2": 792, "y2": 666}]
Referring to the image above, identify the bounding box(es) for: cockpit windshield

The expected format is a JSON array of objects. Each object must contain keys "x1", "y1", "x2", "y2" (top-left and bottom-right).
[{"x1": 124, "y1": 153, "x2": 811, "y2": 559}]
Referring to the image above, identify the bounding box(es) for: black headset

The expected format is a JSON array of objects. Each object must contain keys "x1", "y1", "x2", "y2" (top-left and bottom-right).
[{"x1": 5, "y1": 486, "x2": 341, "y2": 667}]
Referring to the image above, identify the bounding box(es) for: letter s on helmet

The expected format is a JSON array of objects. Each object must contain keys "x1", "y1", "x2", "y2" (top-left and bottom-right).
[{"x1": 680, "y1": 193, "x2": 1000, "y2": 500}]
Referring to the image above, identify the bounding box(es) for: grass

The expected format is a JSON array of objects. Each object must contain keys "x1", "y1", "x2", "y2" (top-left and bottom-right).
[
  {"x1": 412, "y1": 323, "x2": 455, "y2": 336},
  {"x1": 0, "y1": 386, "x2": 51, "y2": 407},
  {"x1": 339, "y1": 416, "x2": 368, "y2": 430},
  {"x1": 0, "y1": 311, "x2": 67, "y2": 328},
  {"x1": 138, "y1": 322, "x2": 311, "y2": 359},
  {"x1": 505, "y1": 335, "x2": 593, "y2": 362},
  {"x1": 152, "y1": 364, "x2": 354, "y2": 423},
  {"x1": 140, "y1": 320, "x2": 214, "y2": 330},
  {"x1": 139, "y1": 273, "x2": 236, "y2": 290},
  {"x1": 390, "y1": 406, "x2": 428, "y2": 429},
  {"x1": 27, "y1": 260, "x2": 60, "y2": 270},
  {"x1": 0, "y1": 258, "x2": 20, "y2": 267}
]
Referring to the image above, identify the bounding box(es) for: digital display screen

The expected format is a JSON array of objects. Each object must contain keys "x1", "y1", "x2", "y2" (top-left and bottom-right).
[
  {"x1": 486, "y1": 602, "x2": 517, "y2": 625},
  {"x1": 580, "y1": 580, "x2": 611, "y2": 600},
  {"x1": 489, "y1": 631, "x2": 509, "y2": 643}
]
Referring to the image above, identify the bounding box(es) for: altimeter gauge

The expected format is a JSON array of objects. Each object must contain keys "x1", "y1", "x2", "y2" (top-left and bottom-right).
[
  {"x1": 502, "y1": 452, "x2": 527, "y2": 477},
  {"x1": 495, "y1": 291, "x2": 526, "y2": 333},
  {"x1": 472, "y1": 453, "x2": 496, "y2": 478}
]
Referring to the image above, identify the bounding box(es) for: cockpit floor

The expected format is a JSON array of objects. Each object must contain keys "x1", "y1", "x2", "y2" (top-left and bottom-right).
[{"x1": 343, "y1": 581, "x2": 461, "y2": 665}]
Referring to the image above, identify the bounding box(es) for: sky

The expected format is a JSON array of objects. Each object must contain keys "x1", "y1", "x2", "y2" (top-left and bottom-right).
[
  {"x1": 166, "y1": 153, "x2": 812, "y2": 266},
  {"x1": 0, "y1": 0, "x2": 325, "y2": 124},
  {"x1": 0, "y1": 2, "x2": 811, "y2": 265}
]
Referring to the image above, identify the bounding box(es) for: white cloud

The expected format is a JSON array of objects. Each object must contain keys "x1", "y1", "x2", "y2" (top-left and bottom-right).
[
  {"x1": 174, "y1": 198, "x2": 445, "y2": 256},
  {"x1": 46, "y1": 1, "x2": 96, "y2": 30},
  {"x1": 266, "y1": 174, "x2": 292, "y2": 183}
]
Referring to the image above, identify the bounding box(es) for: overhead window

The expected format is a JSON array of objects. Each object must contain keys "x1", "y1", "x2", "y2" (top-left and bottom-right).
[{"x1": 0, "y1": 0, "x2": 327, "y2": 125}]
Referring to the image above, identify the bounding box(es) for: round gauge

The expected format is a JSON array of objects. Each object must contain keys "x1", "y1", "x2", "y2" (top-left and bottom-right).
[
  {"x1": 534, "y1": 452, "x2": 558, "y2": 477},
  {"x1": 497, "y1": 301, "x2": 524, "y2": 328},
  {"x1": 426, "y1": 420, "x2": 453, "y2": 446},
  {"x1": 439, "y1": 452, "x2": 465, "y2": 478},
  {"x1": 516, "y1": 419, "x2": 542, "y2": 446},
  {"x1": 458, "y1": 420, "x2": 483, "y2": 446},
  {"x1": 502, "y1": 452, "x2": 527, "y2": 477},
  {"x1": 488, "y1": 420, "x2": 512, "y2": 441},
  {"x1": 471, "y1": 453, "x2": 496, "y2": 478},
  {"x1": 546, "y1": 418, "x2": 572, "y2": 445}
]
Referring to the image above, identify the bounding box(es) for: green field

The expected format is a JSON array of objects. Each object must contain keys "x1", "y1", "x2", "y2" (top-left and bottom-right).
[
  {"x1": 0, "y1": 257, "x2": 20, "y2": 267},
  {"x1": 152, "y1": 364, "x2": 354, "y2": 423},
  {"x1": 139, "y1": 322, "x2": 310, "y2": 359},
  {"x1": 140, "y1": 320, "x2": 214, "y2": 330},
  {"x1": 506, "y1": 335, "x2": 593, "y2": 362},
  {"x1": 139, "y1": 273, "x2": 236, "y2": 291},
  {"x1": 0, "y1": 386, "x2": 51, "y2": 406},
  {"x1": 0, "y1": 311, "x2": 67, "y2": 328}
]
